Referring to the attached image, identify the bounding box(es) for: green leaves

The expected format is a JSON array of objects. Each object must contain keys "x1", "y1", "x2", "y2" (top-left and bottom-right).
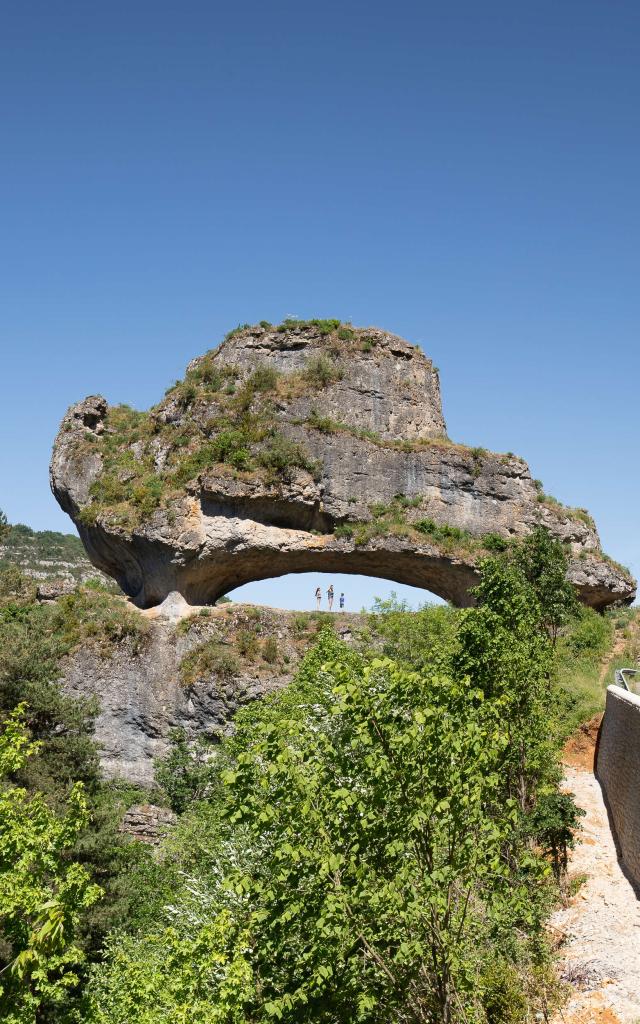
[
  {"x1": 84, "y1": 535, "x2": 580, "y2": 1022},
  {"x1": 0, "y1": 708, "x2": 102, "y2": 1022}
]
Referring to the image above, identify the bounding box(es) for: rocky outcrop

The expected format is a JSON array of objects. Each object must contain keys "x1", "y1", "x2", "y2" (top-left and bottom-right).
[
  {"x1": 60, "y1": 603, "x2": 361, "y2": 784},
  {"x1": 50, "y1": 320, "x2": 635, "y2": 610},
  {"x1": 120, "y1": 803, "x2": 177, "y2": 844}
]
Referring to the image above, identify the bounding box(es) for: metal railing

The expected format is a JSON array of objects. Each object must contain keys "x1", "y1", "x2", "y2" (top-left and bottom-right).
[{"x1": 614, "y1": 667, "x2": 640, "y2": 692}]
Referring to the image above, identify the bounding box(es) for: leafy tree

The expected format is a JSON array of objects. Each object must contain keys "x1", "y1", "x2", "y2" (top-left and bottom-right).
[
  {"x1": 366, "y1": 594, "x2": 457, "y2": 671},
  {"x1": 0, "y1": 575, "x2": 158, "y2": 993},
  {"x1": 222, "y1": 656, "x2": 538, "y2": 1023},
  {"x1": 454, "y1": 553, "x2": 555, "y2": 812},
  {"x1": 0, "y1": 597, "x2": 100, "y2": 797},
  {"x1": 511, "y1": 527, "x2": 578, "y2": 644},
  {"x1": 0, "y1": 706, "x2": 102, "y2": 1023},
  {"x1": 155, "y1": 729, "x2": 220, "y2": 813},
  {"x1": 85, "y1": 539, "x2": 581, "y2": 1023},
  {"x1": 86, "y1": 915, "x2": 254, "y2": 1024},
  {"x1": 524, "y1": 790, "x2": 584, "y2": 879},
  {"x1": 0, "y1": 509, "x2": 10, "y2": 544}
]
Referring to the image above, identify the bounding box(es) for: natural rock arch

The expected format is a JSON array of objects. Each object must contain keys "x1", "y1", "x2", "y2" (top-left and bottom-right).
[{"x1": 51, "y1": 320, "x2": 635, "y2": 611}]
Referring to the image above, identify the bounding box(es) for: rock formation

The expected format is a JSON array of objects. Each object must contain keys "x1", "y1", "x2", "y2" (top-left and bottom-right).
[
  {"x1": 50, "y1": 320, "x2": 636, "y2": 610},
  {"x1": 61, "y1": 603, "x2": 361, "y2": 784}
]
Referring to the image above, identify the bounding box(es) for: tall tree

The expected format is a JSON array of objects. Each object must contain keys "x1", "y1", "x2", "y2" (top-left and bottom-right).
[
  {"x1": 0, "y1": 509, "x2": 10, "y2": 544},
  {"x1": 0, "y1": 707, "x2": 102, "y2": 1024}
]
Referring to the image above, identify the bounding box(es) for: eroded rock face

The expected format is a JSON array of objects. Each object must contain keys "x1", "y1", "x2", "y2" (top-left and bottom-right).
[
  {"x1": 120, "y1": 803, "x2": 177, "y2": 844},
  {"x1": 50, "y1": 321, "x2": 636, "y2": 610},
  {"x1": 60, "y1": 604, "x2": 360, "y2": 784}
]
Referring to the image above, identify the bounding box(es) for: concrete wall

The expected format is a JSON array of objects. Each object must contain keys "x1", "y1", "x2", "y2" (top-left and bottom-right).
[{"x1": 596, "y1": 685, "x2": 640, "y2": 889}]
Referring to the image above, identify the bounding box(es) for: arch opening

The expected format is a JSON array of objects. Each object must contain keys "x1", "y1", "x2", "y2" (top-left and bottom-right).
[{"x1": 227, "y1": 572, "x2": 446, "y2": 613}]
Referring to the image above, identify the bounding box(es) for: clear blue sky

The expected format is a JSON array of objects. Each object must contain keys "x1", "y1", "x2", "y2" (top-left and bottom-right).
[{"x1": 1, "y1": 1, "x2": 638, "y2": 610}]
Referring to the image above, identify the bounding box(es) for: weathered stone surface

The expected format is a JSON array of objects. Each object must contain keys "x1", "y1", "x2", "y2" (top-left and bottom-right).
[
  {"x1": 50, "y1": 321, "x2": 635, "y2": 610},
  {"x1": 60, "y1": 604, "x2": 360, "y2": 784},
  {"x1": 120, "y1": 803, "x2": 177, "y2": 844},
  {"x1": 36, "y1": 578, "x2": 76, "y2": 601}
]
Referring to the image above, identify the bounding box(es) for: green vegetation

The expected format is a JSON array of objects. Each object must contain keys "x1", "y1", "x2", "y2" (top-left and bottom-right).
[
  {"x1": 0, "y1": 519, "x2": 115, "y2": 589},
  {"x1": 236, "y1": 628, "x2": 259, "y2": 660},
  {"x1": 68, "y1": 326, "x2": 604, "y2": 544},
  {"x1": 55, "y1": 584, "x2": 149, "y2": 655},
  {"x1": 155, "y1": 728, "x2": 219, "y2": 813},
  {"x1": 555, "y1": 608, "x2": 615, "y2": 731},
  {"x1": 331, "y1": 497, "x2": 516, "y2": 558},
  {"x1": 275, "y1": 317, "x2": 341, "y2": 335},
  {"x1": 224, "y1": 323, "x2": 251, "y2": 341},
  {"x1": 79, "y1": 365, "x2": 321, "y2": 528},
  {"x1": 256, "y1": 433, "x2": 320, "y2": 480},
  {"x1": 179, "y1": 639, "x2": 240, "y2": 687},
  {"x1": 247, "y1": 364, "x2": 280, "y2": 392},
  {"x1": 261, "y1": 635, "x2": 279, "y2": 664},
  {"x1": 2, "y1": 527, "x2": 632, "y2": 1021},
  {"x1": 0, "y1": 568, "x2": 160, "y2": 1021},
  {"x1": 0, "y1": 707, "x2": 102, "y2": 1023},
  {"x1": 63, "y1": 532, "x2": 592, "y2": 1022},
  {"x1": 301, "y1": 353, "x2": 344, "y2": 387}
]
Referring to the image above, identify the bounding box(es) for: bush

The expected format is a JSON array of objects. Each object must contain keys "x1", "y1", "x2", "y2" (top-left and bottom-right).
[
  {"x1": 55, "y1": 586, "x2": 149, "y2": 655},
  {"x1": 483, "y1": 532, "x2": 510, "y2": 553},
  {"x1": 276, "y1": 318, "x2": 341, "y2": 336},
  {"x1": 564, "y1": 607, "x2": 613, "y2": 660},
  {"x1": 337, "y1": 326, "x2": 354, "y2": 341},
  {"x1": 210, "y1": 430, "x2": 254, "y2": 471},
  {"x1": 333, "y1": 523, "x2": 354, "y2": 539},
  {"x1": 415, "y1": 517, "x2": 466, "y2": 544},
  {"x1": 257, "y1": 433, "x2": 317, "y2": 478},
  {"x1": 179, "y1": 640, "x2": 240, "y2": 686},
  {"x1": 224, "y1": 323, "x2": 250, "y2": 341},
  {"x1": 292, "y1": 613, "x2": 309, "y2": 634},
  {"x1": 174, "y1": 381, "x2": 197, "y2": 408},
  {"x1": 237, "y1": 629, "x2": 259, "y2": 660},
  {"x1": 0, "y1": 566, "x2": 38, "y2": 605},
  {"x1": 302, "y1": 354, "x2": 343, "y2": 387},
  {"x1": 307, "y1": 410, "x2": 341, "y2": 433},
  {"x1": 155, "y1": 728, "x2": 219, "y2": 813},
  {"x1": 262, "y1": 636, "x2": 279, "y2": 664},
  {"x1": 247, "y1": 365, "x2": 279, "y2": 392}
]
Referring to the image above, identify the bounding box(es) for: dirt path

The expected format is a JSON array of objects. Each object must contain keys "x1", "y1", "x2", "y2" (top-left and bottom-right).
[{"x1": 551, "y1": 765, "x2": 640, "y2": 1023}]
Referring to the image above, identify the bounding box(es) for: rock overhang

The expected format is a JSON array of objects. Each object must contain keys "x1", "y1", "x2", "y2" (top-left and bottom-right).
[{"x1": 50, "y1": 319, "x2": 636, "y2": 610}]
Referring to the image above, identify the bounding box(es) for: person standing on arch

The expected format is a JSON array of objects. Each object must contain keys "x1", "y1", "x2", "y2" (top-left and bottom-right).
[
  {"x1": 315, "y1": 586, "x2": 322, "y2": 610},
  {"x1": 327, "y1": 584, "x2": 334, "y2": 611}
]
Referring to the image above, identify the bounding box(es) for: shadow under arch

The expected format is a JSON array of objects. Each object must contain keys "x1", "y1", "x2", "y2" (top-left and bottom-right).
[{"x1": 179, "y1": 545, "x2": 479, "y2": 610}]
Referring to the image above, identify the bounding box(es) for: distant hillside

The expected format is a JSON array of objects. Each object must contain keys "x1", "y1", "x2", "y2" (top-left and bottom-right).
[{"x1": 0, "y1": 522, "x2": 118, "y2": 590}]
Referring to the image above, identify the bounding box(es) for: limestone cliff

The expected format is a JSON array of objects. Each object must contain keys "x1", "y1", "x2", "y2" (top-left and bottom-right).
[
  {"x1": 50, "y1": 319, "x2": 635, "y2": 609},
  {"x1": 61, "y1": 603, "x2": 361, "y2": 785}
]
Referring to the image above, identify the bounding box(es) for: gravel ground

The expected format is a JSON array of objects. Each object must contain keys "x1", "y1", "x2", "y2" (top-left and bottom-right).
[{"x1": 550, "y1": 766, "x2": 640, "y2": 1023}]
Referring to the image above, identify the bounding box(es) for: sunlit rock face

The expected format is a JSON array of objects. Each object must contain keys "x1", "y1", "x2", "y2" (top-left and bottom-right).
[{"x1": 50, "y1": 321, "x2": 636, "y2": 610}]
